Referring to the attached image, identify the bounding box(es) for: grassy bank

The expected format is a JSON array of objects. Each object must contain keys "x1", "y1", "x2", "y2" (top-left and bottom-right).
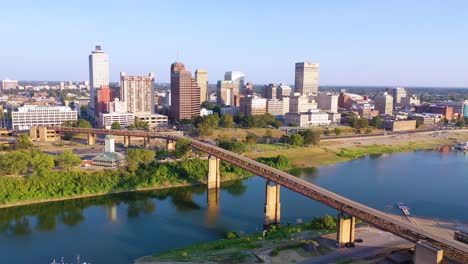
[{"x1": 137, "y1": 216, "x2": 338, "y2": 263}]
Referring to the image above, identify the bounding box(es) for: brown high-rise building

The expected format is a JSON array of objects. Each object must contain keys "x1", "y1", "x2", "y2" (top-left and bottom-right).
[
  {"x1": 170, "y1": 62, "x2": 200, "y2": 121},
  {"x1": 94, "y1": 85, "x2": 115, "y2": 117}
]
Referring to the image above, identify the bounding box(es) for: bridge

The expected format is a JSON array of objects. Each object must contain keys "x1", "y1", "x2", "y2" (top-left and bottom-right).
[{"x1": 39, "y1": 126, "x2": 468, "y2": 263}]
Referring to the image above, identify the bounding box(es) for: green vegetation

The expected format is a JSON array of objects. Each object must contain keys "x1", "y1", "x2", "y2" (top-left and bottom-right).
[
  {"x1": 111, "y1": 122, "x2": 121, "y2": 130},
  {"x1": 256, "y1": 155, "x2": 293, "y2": 171},
  {"x1": 129, "y1": 117, "x2": 149, "y2": 130},
  {"x1": 55, "y1": 150, "x2": 82, "y2": 170},
  {"x1": 174, "y1": 138, "x2": 192, "y2": 158},
  {"x1": 336, "y1": 143, "x2": 432, "y2": 160},
  {"x1": 62, "y1": 119, "x2": 93, "y2": 139},
  {"x1": 235, "y1": 113, "x2": 282, "y2": 128},
  {"x1": 300, "y1": 129, "x2": 321, "y2": 146},
  {"x1": 141, "y1": 215, "x2": 337, "y2": 263},
  {"x1": 371, "y1": 116, "x2": 382, "y2": 128},
  {"x1": 195, "y1": 114, "x2": 220, "y2": 136},
  {"x1": 15, "y1": 134, "x2": 33, "y2": 149},
  {"x1": 217, "y1": 138, "x2": 250, "y2": 154},
  {"x1": 0, "y1": 156, "x2": 250, "y2": 206},
  {"x1": 220, "y1": 114, "x2": 234, "y2": 128},
  {"x1": 334, "y1": 127, "x2": 342, "y2": 135}
]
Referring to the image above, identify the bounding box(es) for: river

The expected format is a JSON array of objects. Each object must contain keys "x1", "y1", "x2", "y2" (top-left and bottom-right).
[{"x1": 0, "y1": 150, "x2": 467, "y2": 263}]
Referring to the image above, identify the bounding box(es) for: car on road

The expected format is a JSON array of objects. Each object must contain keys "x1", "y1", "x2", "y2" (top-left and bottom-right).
[
  {"x1": 355, "y1": 238, "x2": 363, "y2": 243},
  {"x1": 345, "y1": 242, "x2": 355, "y2": 248}
]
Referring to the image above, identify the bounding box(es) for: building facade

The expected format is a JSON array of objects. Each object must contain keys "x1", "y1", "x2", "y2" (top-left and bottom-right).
[
  {"x1": 264, "y1": 83, "x2": 277, "y2": 99},
  {"x1": 170, "y1": 62, "x2": 201, "y2": 121},
  {"x1": 120, "y1": 72, "x2": 155, "y2": 115},
  {"x1": 195, "y1": 69, "x2": 208, "y2": 103},
  {"x1": 88, "y1": 45, "x2": 109, "y2": 117},
  {"x1": 284, "y1": 110, "x2": 331, "y2": 127},
  {"x1": 217, "y1": 80, "x2": 240, "y2": 106},
  {"x1": 224, "y1": 71, "x2": 245, "y2": 88},
  {"x1": 98, "y1": 112, "x2": 134, "y2": 129},
  {"x1": 1, "y1": 80, "x2": 18, "y2": 91},
  {"x1": 374, "y1": 93, "x2": 394, "y2": 115},
  {"x1": 239, "y1": 96, "x2": 266, "y2": 116},
  {"x1": 390, "y1": 87, "x2": 407, "y2": 106},
  {"x1": 277, "y1": 83, "x2": 292, "y2": 99},
  {"x1": 12, "y1": 106, "x2": 77, "y2": 131},
  {"x1": 317, "y1": 93, "x2": 338, "y2": 113},
  {"x1": 94, "y1": 85, "x2": 115, "y2": 118},
  {"x1": 266, "y1": 99, "x2": 285, "y2": 117},
  {"x1": 295, "y1": 62, "x2": 319, "y2": 95},
  {"x1": 289, "y1": 95, "x2": 317, "y2": 113}
]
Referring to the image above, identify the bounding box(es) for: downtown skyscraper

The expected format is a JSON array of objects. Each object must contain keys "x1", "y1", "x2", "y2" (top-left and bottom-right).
[
  {"x1": 295, "y1": 62, "x2": 319, "y2": 95},
  {"x1": 88, "y1": 45, "x2": 109, "y2": 117},
  {"x1": 195, "y1": 69, "x2": 208, "y2": 103},
  {"x1": 170, "y1": 62, "x2": 200, "y2": 121}
]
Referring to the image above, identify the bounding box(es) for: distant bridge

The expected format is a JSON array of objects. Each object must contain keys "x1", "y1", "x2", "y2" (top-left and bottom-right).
[{"x1": 46, "y1": 126, "x2": 468, "y2": 263}]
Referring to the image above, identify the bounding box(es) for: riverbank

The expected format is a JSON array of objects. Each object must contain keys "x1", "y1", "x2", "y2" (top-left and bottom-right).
[{"x1": 246, "y1": 129, "x2": 468, "y2": 167}]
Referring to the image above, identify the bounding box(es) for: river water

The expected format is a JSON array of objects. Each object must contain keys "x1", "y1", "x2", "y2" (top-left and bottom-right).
[{"x1": 0, "y1": 150, "x2": 467, "y2": 263}]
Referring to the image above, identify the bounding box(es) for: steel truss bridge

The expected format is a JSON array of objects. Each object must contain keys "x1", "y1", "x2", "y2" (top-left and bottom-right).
[{"x1": 49, "y1": 126, "x2": 468, "y2": 263}]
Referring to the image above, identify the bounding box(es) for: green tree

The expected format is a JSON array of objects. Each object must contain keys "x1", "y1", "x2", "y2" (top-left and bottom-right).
[
  {"x1": 77, "y1": 119, "x2": 92, "y2": 128},
  {"x1": 55, "y1": 150, "x2": 82, "y2": 170},
  {"x1": 264, "y1": 129, "x2": 273, "y2": 144},
  {"x1": 289, "y1": 133, "x2": 304, "y2": 147},
  {"x1": 356, "y1": 118, "x2": 369, "y2": 129},
  {"x1": 455, "y1": 119, "x2": 465, "y2": 127},
  {"x1": 300, "y1": 129, "x2": 320, "y2": 146},
  {"x1": 111, "y1": 122, "x2": 121, "y2": 130},
  {"x1": 140, "y1": 149, "x2": 156, "y2": 165},
  {"x1": 16, "y1": 134, "x2": 33, "y2": 149},
  {"x1": 416, "y1": 119, "x2": 423, "y2": 128},
  {"x1": 220, "y1": 114, "x2": 234, "y2": 128},
  {"x1": 365, "y1": 128, "x2": 372, "y2": 134},
  {"x1": 245, "y1": 133, "x2": 258, "y2": 145},
  {"x1": 174, "y1": 138, "x2": 192, "y2": 159},
  {"x1": 322, "y1": 214, "x2": 337, "y2": 230},
  {"x1": 371, "y1": 116, "x2": 382, "y2": 128},
  {"x1": 30, "y1": 151, "x2": 54, "y2": 174},
  {"x1": 333, "y1": 127, "x2": 341, "y2": 135},
  {"x1": 217, "y1": 139, "x2": 249, "y2": 154},
  {"x1": 0, "y1": 151, "x2": 30, "y2": 174}
]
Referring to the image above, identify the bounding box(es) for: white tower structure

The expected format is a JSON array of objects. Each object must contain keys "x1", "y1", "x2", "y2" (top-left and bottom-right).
[{"x1": 105, "y1": 135, "x2": 115, "y2": 153}]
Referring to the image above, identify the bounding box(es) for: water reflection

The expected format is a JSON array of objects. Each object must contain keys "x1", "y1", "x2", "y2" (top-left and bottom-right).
[{"x1": 0, "y1": 180, "x2": 248, "y2": 237}]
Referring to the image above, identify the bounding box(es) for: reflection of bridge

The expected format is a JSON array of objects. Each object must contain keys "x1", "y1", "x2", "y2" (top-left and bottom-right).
[{"x1": 45, "y1": 126, "x2": 468, "y2": 263}]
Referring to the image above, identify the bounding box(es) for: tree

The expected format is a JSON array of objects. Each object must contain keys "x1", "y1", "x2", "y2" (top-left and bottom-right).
[
  {"x1": 129, "y1": 118, "x2": 149, "y2": 130},
  {"x1": 333, "y1": 127, "x2": 341, "y2": 135},
  {"x1": 140, "y1": 149, "x2": 156, "y2": 165},
  {"x1": 416, "y1": 119, "x2": 423, "y2": 128},
  {"x1": 220, "y1": 115, "x2": 234, "y2": 128},
  {"x1": 264, "y1": 129, "x2": 273, "y2": 144},
  {"x1": 245, "y1": 133, "x2": 258, "y2": 145},
  {"x1": 0, "y1": 151, "x2": 30, "y2": 174},
  {"x1": 111, "y1": 122, "x2": 121, "y2": 130},
  {"x1": 301, "y1": 129, "x2": 320, "y2": 146},
  {"x1": 371, "y1": 116, "x2": 382, "y2": 128},
  {"x1": 16, "y1": 134, "x2": 33, "y2": 149},
  {"x1": 356, "y1": 118, "x2": 369, "y2": 129},
  {"x1": 174, "y1": 138, "x2": 192, "y2": 159},
  {"x1": 55, "y1": 150, "x2": 82, "y2": 170},
  {"x1": 77, "y1": 119, "x2": 92, "y2": 128},
  {"x1": 217, "y1": 139, "x2": 249, "y2": 154},
  {"x1": 289, "y1": 133, "x2": 304, "y2": 147},
  {"x1": 365, "y1": 128, "x2": 372, "y2": 134},
  {"x1": 322, "y1": 214, "x2": 337, "y2": 230},
  {"x1": 455, "y1": 119, "x2": 465, "y2": 127},
  {"x1": 30, "y1": 151, "x2": 54, "y2": 174},
  {"x1": 196, "y1": 114, "x2": 220, "y2": 136}
]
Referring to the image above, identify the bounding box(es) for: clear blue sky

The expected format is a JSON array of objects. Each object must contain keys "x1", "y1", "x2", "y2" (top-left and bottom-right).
[{"x1": 1, "y1": 0, "x2": 467, "y2": 87}]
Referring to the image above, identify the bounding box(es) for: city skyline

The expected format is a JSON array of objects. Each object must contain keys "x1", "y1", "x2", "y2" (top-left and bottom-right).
[{"x1": 1, "y1": 1, "x2": 468, "y2": 87}]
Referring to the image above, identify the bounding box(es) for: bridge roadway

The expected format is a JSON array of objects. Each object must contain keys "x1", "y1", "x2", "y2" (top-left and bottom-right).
[{"x1": 50, "y1": 127, "x2": 468, "y2": 263}]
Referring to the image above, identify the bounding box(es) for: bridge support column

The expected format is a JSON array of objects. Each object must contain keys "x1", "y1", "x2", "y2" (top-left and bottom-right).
[
  {"x1": 264, "y1": 181, "x2": 281, "y2": 226},
  {"x1": 124, "y1": 136, "x2": 130, "y2": 147},
  {"x1": 143, "y1": 137, "x2": 150, "y2": 148},
  {"x1": 414, "y1": 241, "x2": 443, "y2": 264},
  {"x1": 87, "y1": 133, "x2": 96, "y2": 145},
  {"x1": 166, "y1": 139, "x2": 175, "y2": 151},
  {"x1": 336, "y1": 213, "x2": 356, "y2": 247},
  {"x1": 207, "y1": 155, "x2": 220, "y2": 189}
]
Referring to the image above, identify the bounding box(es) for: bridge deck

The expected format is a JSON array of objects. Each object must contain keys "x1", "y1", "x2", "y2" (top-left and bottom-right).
[{"x1": 48, "y1": 127, "x2": 468, "y2": 263}]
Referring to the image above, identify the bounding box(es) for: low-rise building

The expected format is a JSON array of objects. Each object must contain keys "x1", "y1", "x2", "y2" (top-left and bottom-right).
[
  {"x1": 267, "y1": 99, "x2": 286, "y2": 118},
  {"x1": 30, "y1": 126, "x2": 60, "y2": 142},
  {"x1": 98, "y1": 112, "x2": 135, "y2": 129},
  {"x1": 12, "y1": 105, "x2": 77, "y2": 131},
  {"x1": 382, "y1": 119, "x2": 416, "y2": 131},
  {"x1": 220, "y1": 106, "x2": 239, "y2": 116},
  {"x1": 200, "y1": 108, "x2": 214, "y2": 116},
  {"x1": 135, "y1": 113, "x2": 169, "y2": 128},
  {"x1": 284, "y1": 110, "x2": 331, "y2": 127}
]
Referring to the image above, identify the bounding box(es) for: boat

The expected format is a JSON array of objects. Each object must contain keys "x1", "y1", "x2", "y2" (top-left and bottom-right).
[{"x1": 397, "y1": 202, "x2": 411, "y2": 216}]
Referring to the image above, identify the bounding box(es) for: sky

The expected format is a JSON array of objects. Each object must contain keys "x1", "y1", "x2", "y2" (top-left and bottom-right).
[{"x1": 1, "y1": 0, "x2": 468, "y2": 87}]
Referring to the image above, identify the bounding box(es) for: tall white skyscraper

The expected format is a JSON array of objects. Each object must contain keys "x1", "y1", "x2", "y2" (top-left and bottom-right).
[
  {"x1": 295, "y1": 62, "x2": 319, "y2": 95},
  {"x1": 88, "y1": 45, "x2": 109, "y2": 117}
]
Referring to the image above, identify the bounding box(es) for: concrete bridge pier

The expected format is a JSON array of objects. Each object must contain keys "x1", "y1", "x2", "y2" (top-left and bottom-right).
[
  {"x1": 336, "y1": 213, "x2": 356, "y2": 247},
  {"x1": 264, "y1": 181, "x2": 281, "y2": 226},
  {"x1": 166, "y1": 139, "x2": 175, "y2": 151},
  {"x1": 207, "y1": 155, "x2": 220, "y2": 189},
  {"x1": 87, "y1": 133, "x2": 96, "y2": 145},
  {"x1": 143, "y1": 137, "x2": 150, "y2": 148},
  {"x1": 123, "y1": 136, "x2": 131, "y2": 147},
  {"x1": 414, "y1": 241, "x2": 443, "y2": 264}
]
